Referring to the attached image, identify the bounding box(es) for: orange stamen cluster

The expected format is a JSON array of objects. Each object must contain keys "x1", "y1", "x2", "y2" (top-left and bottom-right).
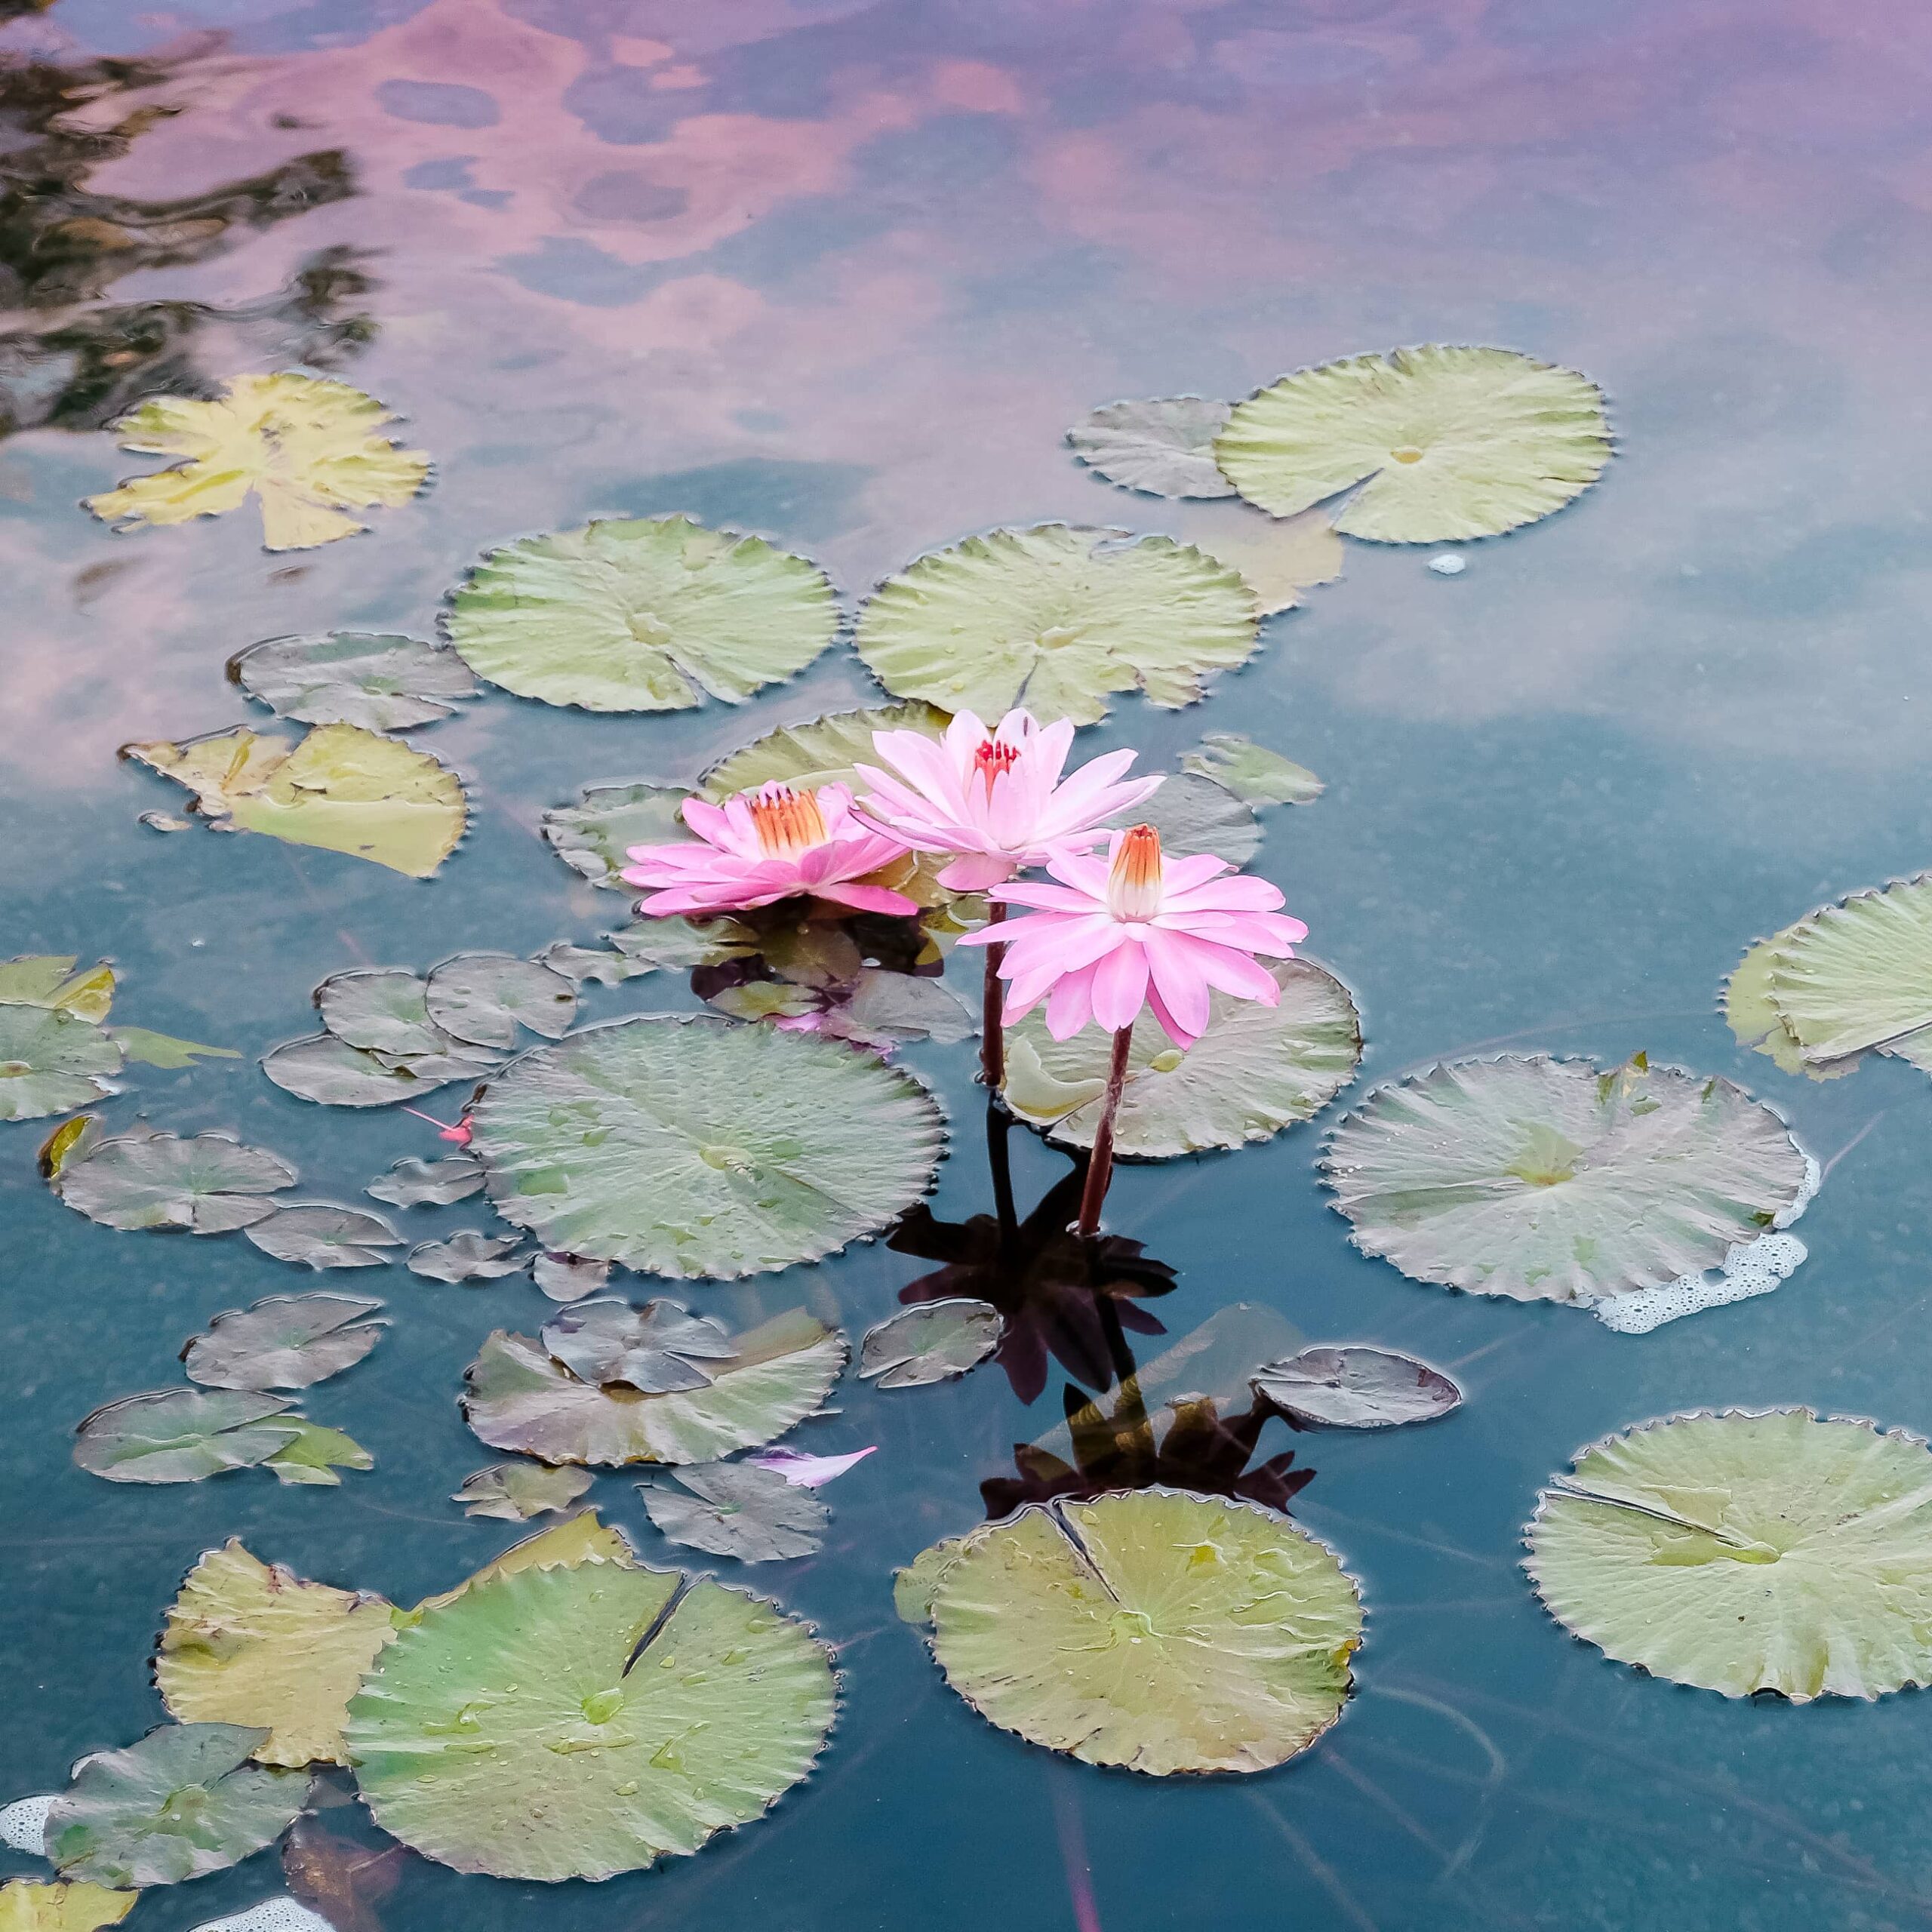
[
  {"x1": 747, "y1": 783, "x2": 829, "y2": 858},
  {"x1": 973, "y1": 737, "x2": 1022, "y2": 795},
  {"x1": 1107, "y1": 823, "x2": 1164, "y2": 921}
]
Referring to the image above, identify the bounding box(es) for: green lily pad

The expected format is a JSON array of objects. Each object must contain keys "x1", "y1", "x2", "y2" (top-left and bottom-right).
[
  {"x1": 343, "y1": 1557, "x2": 836, "y2": 1879},
  {"x1": 229, "y1": 632, "x2": 477, "y2": 731},
  {"x1": 0, "y1": 958, "x2": 116, "y2": 1020},
  {"x1": 445, "y1": 514, "x2": 838, "y2": 714},
  {"x1": 1174, "y1": 503, "x2": 1344, "y2": 615},
  {"x1": 74, "y1": 1389, "x2": 299, "y2": 1484},
  {"x1": 56, "y1": 1130, "x2": 295, "y2": 1232},
  {"x1": 1214, "y1": 345, "x2": 1612, "y2": 542},
  {"x1": 365, "y1": 1153, "x2": 484, "y2": 1208},
  {"x1": 0, "y1": 1879, "x2": 134, "y2": 1930},
  {"x1": 406, "y1": 1230, "x2": 527, "y2": 1283},
  {"x1": 1323, "y1": 1054, "x2": 1812, "y2": 1304},
  {"x1": 0, "y1": 1007, "x2": 122, "y2": 1121},
  {"x1": 906, "y1": 1488, "x2": 1361, "y2": 1775},
  {"x1": 540, "y1": 784, "x2": 692, "y2": 890},
  {"x1": 701, "y1": 700, "x2": 952, "y2": 798},
  {"x1": 1180, "y1": 734, "x2": 1323, "y2": 806},
  {"x1": 1525, "y1": 1410, "x2": 1932, "y2": 1700},
  {"x1": 641, "y1": 1461, "x2": 828, "y2": 1563},
  {"x1": 313, "y1": 971, "x2": 445, "y2": 1056},
  {"x1": 1003, "y1": 959, "x2": 1361, "y2": 1158},
  {"x1": 46, "y1": 1724, "x2": 306, "y2": 1887},
  {"x1": 454, "y1": 1463, "x2": 593, "y2": 1521},
  {"x1": 155, "y1": 1542, "x2": 397, "y2": 1767},
  {"x1": 423, "y1": 954, "x2": 577, "y2": 1048},
  {"x1": 261, "y1": 1033, "x2": 492, "y2": 1109},
  {"x1": 242, "y1": 1205, "x2": 401, "y2": 1269},
  {"x1": 124, "y1": 724, "x2": 469, "y2": 879},
  {"x1": 1125, "y1": 771, "x2": 1259, "y2": 864},
  {"x1": 183, "y1": 1294, "x2": 388, "y2": 1390},
  {"x1": 461, "y1": 1308, "x2": 846, "y2": 1467},
  {"x1": 260, "y1": 1420, "x2": 373, "y2": 1487},
  {"x1": 858, "y1": 1300, "x2": 1001, "y2": 1389},
  {"x1": 104, "y1": 1028, "x2": 238, "y2": 1069},
  {"x1": 468, "y1": 1014, "x2": 946, "y2": 1280},
  {"x1": 1066, "y1": 397, "x2": 1238, "y2": 499},
  {"x1": 1762, "y1": 877, "x2": 1932, "y2": 1071},
  {"x1": 854, "y1": 525, "x2": 1259, "y2": 727}
]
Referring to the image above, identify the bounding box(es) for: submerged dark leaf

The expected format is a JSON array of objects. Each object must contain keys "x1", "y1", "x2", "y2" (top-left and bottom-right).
[
  {"x1": 1251, "y1": 1346, "x2": 1463, "y2": 1428},
  {"x1": 407, "y1": 1229, "x2": 528, "y2": 1284},
  {"x1": 183, "y1": 1294, "x2": 387, "y2": 1390},
  {"x1": 282, "y1": 1808, "x2": 406, "y2": 1932},
  {"x1": 640, "y1": 1460, "x2": 828, "y2": 1562},
  {"x1": 365, "y1": 1153, "x2": 483, "y2": 1208},
  {"x1": 230, "y1": 632, "x2": 476, "y2": 731},
  {"x1": 540, "y1": 1297, "x2": 736, "y2": 1392},
  {"x1": 242, "y1": 1204, "x2": 402, "y2": 1269},
  {"x1": 106, "y1": 1026, "x2": 239, "y2": 1069},
  {"x1": 47, "y1": 1723, "x2": 307, "y2": 1888},
  {"x1": 56, "y1": 1130, "x2": 295, "y2": 1232},
  {"x1": 859, "y1": 1299, "x2": 1001, "y2": 1389}
]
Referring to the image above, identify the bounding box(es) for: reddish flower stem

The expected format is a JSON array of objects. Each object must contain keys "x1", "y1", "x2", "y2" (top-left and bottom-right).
[
  {"x1": 979, "y1": 899, "x2": 1008, "y2": 1090},
  {"x1": 1075, "y1": 1021, "x2": 1135, "y2": 1238}
]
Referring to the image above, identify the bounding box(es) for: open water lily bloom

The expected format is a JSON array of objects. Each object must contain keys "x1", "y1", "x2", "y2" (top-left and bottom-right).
[
  {"x1": 964, "y1": 824, "x2": 1307, "y2": 1048},
  {"x1": 621, "y1": 781, "x2": 918, "y2": 917},
  {"x1": 854, "y1": 706, "x2": 1163, "y2": 891}
]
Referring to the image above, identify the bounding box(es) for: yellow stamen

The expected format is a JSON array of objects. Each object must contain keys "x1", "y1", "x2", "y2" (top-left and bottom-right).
[
  {"x1": 1107, "y1": 823, "x2": 1163, "y2": 920},
  {"x1": 746, "y1": 783, "x2": 828, "y2": 858}
]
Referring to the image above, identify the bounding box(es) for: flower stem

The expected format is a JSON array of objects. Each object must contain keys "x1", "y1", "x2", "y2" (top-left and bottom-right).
[
  {"x1": 979, "y1": 900, "x2": 1008, "y2": 1091},
  {"x1": 1075, "y1": 1022, "x2": 1134, "y2": 1238}
]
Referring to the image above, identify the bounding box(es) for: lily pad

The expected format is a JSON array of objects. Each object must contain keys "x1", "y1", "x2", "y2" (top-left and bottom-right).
[
  {"x1": 106, "y1": 1028, "x2": 238, "y2": 1069},
  {"x1": 46, "y1": 1724, "x2": 306, "y2": 1887},
  {"x1": 445, "y1": 514, "x2": 838, "y2": 713},
  {"x1": 453, "y1": 1463, "x2": 592, "y2": 1521},
  {"x1": 261, "y1": 1034, "x2": 490, "y2": 1109},
  {"x1": 75, "y1": 1390, "x2": 298, "y2": 1484},
  {"x1": 406, "y1": 1230, "x2": 528, "y2": 1284},
  {"x1": 1322, "y1": 1055, "x2": 1812, "y2": 1304},
  {"x1": 0, "y1": 1008, "x2": 122, "y2": 1121},
  {"x1": 155, "y1": 1543, "x2": 397, "y2": 1767},
  {"x1": 343, "y1": 1557, "x2": 837, "y2": 1880},
  {"x1": 1003, "y1": 959, "x2": 1361, "y2": 1157},
  {"x1": 854, "y1": 525, "x2": 1259, "y2": 726},
  {"x1": 461, "y1": 1308, "x2": 847, "y2": 1467},
  {"x1": 1525, "y1": 1410, "x2": 1932, "y2": 1700},
  {"x1": 1763, "y1": 877, "x2": 1932, "y2": 1071},
  {"x1": 313, "y1": 971, "x2": 445, "y2": 1057},
  {"x1": 124, "y1": 724, "x2": 467, "y2": 878},
  {"x1": 468, "y1": 1014, "x2": 946, "y2": 1281},
  {"x1": 858, "y1": 1300, "x2": 1001, "y2": 1389},
  {"x1": 423, "y1": 955, "x2": 576, "y2": 1048},
  {"x1": 828, "y1": 970, "x2": 977, "y2": 1048},
  {"x1": 56, "y1": 1130, "x2": 294, "y2": 1232},
  {"x1": 1214, "y1": 345, "x2": 1611, "y2": 543},
  {"x1": 260, "y1": 1420, "x2": 373, "y2": 1487},
  {"x1": 540, "y1": 784, "x2": 691, "y2": 890},
  {"x1": 531, "y1": 1252, "x2": 610, "y2": 1302},
  {"x1": 365, "y1": 1153, "x2": 484, "y2": 1208},
  {"x1": 907, "y1": 1488, "x2": 1361, "y2": 1775},
  {"x1": 85, "y1": 374, "x2": 431, "y2": 551},
  {"x1": 0, "y1": 1881, "x2": 134, "y2": 1931},
  {"x1": 701, "y1": 702, "x2": 950, "y2": 799},
  {"x1": 1251, "y1": 1347, "x2": 1463, "y2": 1429},
  {"x1": 1180, "y1": 734, "x2": 1323, "y2": 806},
  {"x1": 1066, "y1": 397, "x2": 1237, "y2": 499},
  {"x1": 416, "y1": 1510, "x2": 638, "y2": 1614},
  {"x1": 183, "y1": 1294, "x2": 387, "y2": 1390},
  {"x1": 1176, "y1": 503, "x2": 1344, "y2": 614},
  {"x1": 242, "y1": 1205, "x2": 401, "y2": 1269},
  {"x1": 229, "y1": 632, "x2": 476, "y2": 731},
  {"x1": 641, "y1": 1462, "x2": 828, "y2": 1562},
  {"x1": 540, "y1": 1299, "x2": 736, "y2": 1393},
  {"x1": 1125, "y1": 770, "x2": 1260, "y2": 865},
  {"x1": 0, "y1": 958, "x2": 115, "y2": 1020}
]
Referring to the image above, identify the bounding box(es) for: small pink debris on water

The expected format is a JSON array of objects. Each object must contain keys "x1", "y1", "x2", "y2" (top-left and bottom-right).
[
  {"x1": 402, "y1": 1106, "x2": 472, "y2": 1144},
  {"x1": 746, "y1": 1445, "x2": 877, "y2": 1488}
]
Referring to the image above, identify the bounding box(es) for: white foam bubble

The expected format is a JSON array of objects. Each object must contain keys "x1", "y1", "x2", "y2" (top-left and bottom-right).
[
  {"x1": 192, "y1": 1900, "x2": 337, "y2": 1932},
  {"x1": 0, "y1": 1793, "x2": 53, "y2": 1854},
  {"x1": 1593, "y1": 1232, "x2": 1809, "y2": 1334}
]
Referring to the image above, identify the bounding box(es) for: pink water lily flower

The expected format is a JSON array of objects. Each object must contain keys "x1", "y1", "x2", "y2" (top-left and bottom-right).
[
  {"x1": 621, "y1": 782, "x2": 918, "y2": 917},
  {"x1": 962, "y1": 823, "x2": 1306, "y2": 1049},
  {"x1": 853, "y1": 707, "x2": 1163, "y2": 892}
]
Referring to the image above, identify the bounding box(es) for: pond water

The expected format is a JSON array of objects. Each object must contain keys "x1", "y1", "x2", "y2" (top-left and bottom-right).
[{"x1": 5, "y1": 0, "x2": 1932, "y2": 1927}]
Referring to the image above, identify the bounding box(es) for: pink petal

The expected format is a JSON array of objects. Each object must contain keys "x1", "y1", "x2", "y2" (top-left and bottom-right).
[
  {"x1": 989, "y1": 879, "x2": 1107, "y2": 915},
  {"x1": 1144, "y1": 983, "x2": 1201, "y2": 1050},
  {"x1": 1091, "y1": 940, "x2": 1151, "y2": 1032},
  {"x1": 1140, "y1": 927, "x2": 1213, "y2": 1042},
  {"x1": 1156, "y1": 852, "x2": 1235, "y2": 896},
  {"x1": 1160, "y1": 874, "x2": 1289, "y2": 915},
  {"x1": 746, "y1": 1445, "x2": 876, "y2": 1488},
  {"x1": 938, "y1": 852, "x2": 1019, "y2": 890},
  {"x1": 817, "y1": 881, "x2": 921, "y2": 914},
  {"x1": 1041, "y1": 960, "x2": 1101, "y2": 1039}
]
